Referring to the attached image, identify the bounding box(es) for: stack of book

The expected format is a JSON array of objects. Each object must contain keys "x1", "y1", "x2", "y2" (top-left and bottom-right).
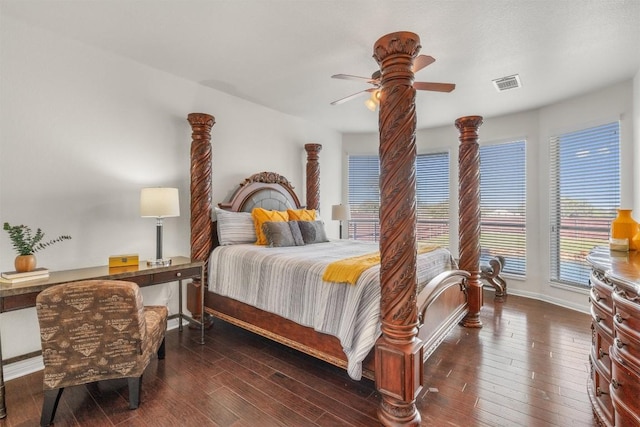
[{"x1": 0, "y1": 267, "x2": 50, "y2": 284}]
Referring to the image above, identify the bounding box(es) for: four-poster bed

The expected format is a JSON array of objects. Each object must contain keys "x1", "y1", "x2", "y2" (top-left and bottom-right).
[{"x1": 186, "y1": 32, "x2": 484, "y2": 426}]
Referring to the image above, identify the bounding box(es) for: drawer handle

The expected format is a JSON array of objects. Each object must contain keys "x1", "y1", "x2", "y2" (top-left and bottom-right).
[
  {"x1": 615, "y1": 313, "x2": 624, "y2": 324},
  {"x1": 615, "y1": 338, "x2": 625, "y2": 349},
  {"x1": 595, "y1": 314, "x2": 602, "y2": 323},
  {"x1": 593, "y1": 291, "x2": 601, "y2": 302},
  {"x1": 176, "y1": 272, "x2": 182, "y2": 278},
  {"x1": 599, "y1": 348, "x2": 608, "y2": 358},
  {"x1": 611, "y1": 379, "x2": 620, "y2": 390},
  {"x1": 596, "y1": 387, "x2": 608, "y2": 396}
]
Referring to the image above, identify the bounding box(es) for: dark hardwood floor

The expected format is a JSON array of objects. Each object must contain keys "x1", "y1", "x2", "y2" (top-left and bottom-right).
[{"x1": 0, "y1": 290, "x2": 597, "y2": 426}]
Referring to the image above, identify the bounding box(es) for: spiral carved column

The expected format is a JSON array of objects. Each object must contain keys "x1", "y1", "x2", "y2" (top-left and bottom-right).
[
  {"x1": 373, "y1": 31, "x2": 423, "y2": 427},
  {"x1": 304, "y1": 143, "x2": 322, "y2": 211},
  {"x1": 186, "y1": 113, "x2": 215, "y2": 321},
  {"x1": 456, "y1": 115, "x2": 483, "y2": 328}
]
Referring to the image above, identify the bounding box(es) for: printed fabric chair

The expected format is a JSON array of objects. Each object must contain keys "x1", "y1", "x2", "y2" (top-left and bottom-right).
[{"x1": 35, "y1": 280, "x2": 168, "y2": 427}]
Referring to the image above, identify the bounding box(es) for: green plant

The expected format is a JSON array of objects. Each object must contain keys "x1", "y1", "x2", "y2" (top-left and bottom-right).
[{"x1": 3, "y1": 222, "x2": 71, "y2": 256}]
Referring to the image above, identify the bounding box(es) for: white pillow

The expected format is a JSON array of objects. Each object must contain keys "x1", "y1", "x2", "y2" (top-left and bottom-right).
[{"x1": 214, "y1": 207, "x2": 256, "y2": 245}]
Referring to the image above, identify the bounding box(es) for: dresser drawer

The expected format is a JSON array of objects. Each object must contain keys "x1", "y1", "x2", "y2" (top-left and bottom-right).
[
  {"x1": 153, "y1": 266, "x2": 201, "y2": 284},
  {"x1": 592, "y1": 300, "x2": 614, "y2": 337},
  {"x1": 610, "y1": 346, "x2": 640, "y2": 426},
  {"x1": 589, "y1": 358, "x2": 614, "y2": 426},
  {"x1": 613, "y1": 291, "x2": 640, "y2": 335},
  {"x1": 592, "y1": 323, "x2": 613, "y2": 377},
  {"x1": 591, "y1": 271, "x2": 614, "y2": 313},
  {"x1": 614, "y1": 323, "x2": 640, "y2": 374}
]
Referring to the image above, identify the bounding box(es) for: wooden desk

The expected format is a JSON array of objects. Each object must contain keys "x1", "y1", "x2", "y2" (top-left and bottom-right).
[{"x1": 0, "y1": 256, "x2": 205, "y2": 419}]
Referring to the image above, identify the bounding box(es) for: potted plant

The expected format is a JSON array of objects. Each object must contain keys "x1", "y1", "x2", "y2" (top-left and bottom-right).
[{"x1": 3, "y1": 222, "x2": 71, "y2": 272}]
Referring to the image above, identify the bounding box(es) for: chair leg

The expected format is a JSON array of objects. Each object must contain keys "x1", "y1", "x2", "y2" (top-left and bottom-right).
[
  {"x1": 127, "y1": 376, "x2": 143, "y2": 409},
  {"x1": 40, "y1": 388, "x2": 64, "y2": 427},
  {"x1": 157, "y1": 337, "x2": 166, "y2": 360}
]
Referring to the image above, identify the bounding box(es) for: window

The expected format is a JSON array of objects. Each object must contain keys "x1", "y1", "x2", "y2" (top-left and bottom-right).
[
  {"x1": 347, "y1": 152, "x2": 450, "y2": 245},
  {"x1": 480, "y1": 141, "x2": 526, "y2": 276},
  {"x1": 550, "y1": 122, "x2": 620, "y2": 287},
  {"x1": 416, "y1": 153, "x2": 450, "y2": 246},
  {"x1": 348, "y1": 155, "x2": 380, "y2": 241}
]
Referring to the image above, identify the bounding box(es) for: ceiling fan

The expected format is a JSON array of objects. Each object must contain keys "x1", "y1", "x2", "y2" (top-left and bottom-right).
[{"x1": 330, "y1": 55, "x2": 455, "y2": 110}]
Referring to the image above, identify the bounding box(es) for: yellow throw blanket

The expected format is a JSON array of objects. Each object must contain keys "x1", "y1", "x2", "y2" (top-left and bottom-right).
[{"x1": 322, "y1": 243, "x2": 439, "y2": 285}]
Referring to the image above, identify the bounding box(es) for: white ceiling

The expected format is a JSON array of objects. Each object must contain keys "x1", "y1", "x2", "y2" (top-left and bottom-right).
[{"x1": 2, "y1": 0, "x2": 640, "y2": 133}]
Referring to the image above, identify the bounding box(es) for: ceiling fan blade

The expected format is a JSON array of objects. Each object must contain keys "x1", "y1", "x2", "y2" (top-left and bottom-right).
[
  {"x1": 330, "y1": 88, "x2": 375, "y2": 105},
  {"x1": 331, "y1": 74, "x2": 377, "y2": 84},
  {"x1": 413, "y1": 81, "x2": 456, "y2": 92},
  {"x1": 413, "y1": 55, "x2": 435, "y2": 73}
]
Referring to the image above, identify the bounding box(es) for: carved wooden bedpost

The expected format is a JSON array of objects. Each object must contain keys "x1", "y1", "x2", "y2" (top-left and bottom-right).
[
  {"x1": 456, "y1": 115, "x2": 483, "y2": 328},
  {"x1": 186, "y1": 113, "x2": 215, "y2": 321},
  {"x1": 373, "y1": 31, "x2": 423, "y2": 427},
  {"x1": 304, "y1": 143, "x2": 322, "y2": 210}
]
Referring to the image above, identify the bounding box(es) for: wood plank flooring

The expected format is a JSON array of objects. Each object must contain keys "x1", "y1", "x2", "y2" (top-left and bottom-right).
[{"x1": 0, "y1": 290, "x2": 597, "y2": 426}]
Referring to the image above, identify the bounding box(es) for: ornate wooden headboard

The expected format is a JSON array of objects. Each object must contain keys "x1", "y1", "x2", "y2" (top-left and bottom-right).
[{"x1": 218, "y1": 172, "x2": 302, "y2": 213}]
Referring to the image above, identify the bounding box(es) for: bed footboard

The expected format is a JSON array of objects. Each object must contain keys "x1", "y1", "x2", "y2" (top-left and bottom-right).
[{"x1": 416, "y1": 270, "x2": 470, "y2": 360}]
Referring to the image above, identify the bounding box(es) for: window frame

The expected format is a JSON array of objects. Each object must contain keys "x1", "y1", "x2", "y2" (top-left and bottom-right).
[{"x1": 549, "y1": 120, "x2": 621, "y2": 288}]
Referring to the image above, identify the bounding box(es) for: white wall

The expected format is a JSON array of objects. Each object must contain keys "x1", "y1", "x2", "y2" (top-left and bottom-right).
[
  {"x1": 634, "y1": 68, "x2": 640, "y2": 213},
  {"x1": 0, "y1": 15, "x2": 341, "y2": 370},
  {"x1": 343, "y1": 80, "x2": 635, "y2": 313}
]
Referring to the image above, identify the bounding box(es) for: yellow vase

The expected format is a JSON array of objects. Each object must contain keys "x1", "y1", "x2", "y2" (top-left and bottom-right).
[
  {"x1": 611, "y1": 209, "x2": 639, "y2": 250},
  {"x1": 632, "y1": 228, "x2": 640, "y2": 251}
]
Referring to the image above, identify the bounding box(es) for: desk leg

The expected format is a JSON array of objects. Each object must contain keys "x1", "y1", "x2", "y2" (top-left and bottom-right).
[
  {"x1": 0, "y1": 329, "x2": 6, "y2": 418},
  {"x1": 200, "y1": 264, "x2": 205, "y2": 345},
  {"x1": 178, "y1": 279, "x2": 184, "y2": 332}
]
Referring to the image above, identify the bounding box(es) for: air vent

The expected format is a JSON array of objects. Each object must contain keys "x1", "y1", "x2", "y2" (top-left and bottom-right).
[{"x1": 492, "y1": 74, "x2": 521, "y2": 92}]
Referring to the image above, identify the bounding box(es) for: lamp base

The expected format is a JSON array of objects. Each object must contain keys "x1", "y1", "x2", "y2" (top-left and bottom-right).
[{"x1": 146, "y1": 258, "x2": 172, "y2": 267}]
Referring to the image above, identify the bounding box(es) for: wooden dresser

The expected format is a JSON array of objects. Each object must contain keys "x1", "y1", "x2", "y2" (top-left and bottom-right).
[{"x1": 587, "y1": 247, "x2": 640, "y2": 426}]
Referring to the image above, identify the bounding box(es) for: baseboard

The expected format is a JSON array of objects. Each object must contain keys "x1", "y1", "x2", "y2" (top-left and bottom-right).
[
  {"x1": 4, "y1": 318, "x2": 186, "y2": 381},
  {"x1": 501, "y1": 288, "x2": 590, "y2": 315}
]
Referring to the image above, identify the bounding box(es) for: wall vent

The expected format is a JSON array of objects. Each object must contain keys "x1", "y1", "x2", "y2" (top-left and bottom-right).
[{"x1": 492, "y1": 74, "x2": 521, "y2": 92}]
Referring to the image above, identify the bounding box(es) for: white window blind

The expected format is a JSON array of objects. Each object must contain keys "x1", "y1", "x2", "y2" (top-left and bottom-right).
[
  {"x1": 348, "y1": 155, "x2": 380, "y2": 241},
  {"x1": 416, "y1": 152, "x2": 450, "y2": 246},
  {"x1": 480, "y1": 141, "x2": 526, "y2": 276},
  {"x1": 550, "y1": 121, "x2": 620, "y2": 287},
  {"x1": 348, "y1": 152, "x2": 450, "y2": 244}
]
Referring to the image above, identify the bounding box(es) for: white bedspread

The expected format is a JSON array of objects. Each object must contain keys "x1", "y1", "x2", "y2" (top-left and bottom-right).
[{"x1": 208, "y1": 239, "x2": 454, "y2": 380}]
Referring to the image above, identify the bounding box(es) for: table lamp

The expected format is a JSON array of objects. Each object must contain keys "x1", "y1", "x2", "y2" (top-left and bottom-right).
[
  {"x1": 140, "y1": 187, "x2": 180, "y2": 266},
  {"x1": 331, "y1": 204, "x2": 351, "y2": 239}
]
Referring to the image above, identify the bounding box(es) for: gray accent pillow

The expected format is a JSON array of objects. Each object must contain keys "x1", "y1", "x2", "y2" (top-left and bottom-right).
[
  {"x1": 296, "y1": 220, "x2": 329, "y2": 244},
  {"x1": 288, "y1": 221, "x2": 305, "y2": 246},
  {"x1": 263, "y1": 221, "x2": 304, "y2": 247},
  {"x1": 214, "y1": 207, "x2": 257, "y2": 245}
]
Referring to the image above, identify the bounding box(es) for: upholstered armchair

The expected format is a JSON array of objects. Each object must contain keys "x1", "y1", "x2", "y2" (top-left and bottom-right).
[{"x1": 35, "y1": 280, "x2": 168, "y2": 427}]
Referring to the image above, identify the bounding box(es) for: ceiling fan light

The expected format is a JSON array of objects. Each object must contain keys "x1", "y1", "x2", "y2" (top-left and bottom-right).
[
  {"x1": 364, "y1": 98, "x2": 377, "y2": 111},
  {"x1": 374, "y1": 90, "x2": 381, "y2": 102}
]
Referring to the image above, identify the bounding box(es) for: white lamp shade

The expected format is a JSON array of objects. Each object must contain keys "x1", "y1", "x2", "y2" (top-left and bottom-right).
[
  {"x1": 140, "y1": 187, "x2": 180, "y2": 218},
  {"x1": 331, "y1": 204, "x2": 351, "y2": 221}
]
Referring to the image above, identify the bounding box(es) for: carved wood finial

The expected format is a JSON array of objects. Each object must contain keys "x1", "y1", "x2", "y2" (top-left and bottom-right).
[
  {"x1": 373, "y1": 31, "x2": 423, "y2": 427},
  {"x1": 304, "y1": 143, "x2": 322, "y2": 210},
  {"x1": 456, "y1": 115, "x2": 484, "y2": 328}
]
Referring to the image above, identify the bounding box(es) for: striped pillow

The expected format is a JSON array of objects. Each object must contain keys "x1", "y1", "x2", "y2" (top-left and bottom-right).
[{"x1": 214, "y1": 207, "x2": 256, "y2": 245}]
